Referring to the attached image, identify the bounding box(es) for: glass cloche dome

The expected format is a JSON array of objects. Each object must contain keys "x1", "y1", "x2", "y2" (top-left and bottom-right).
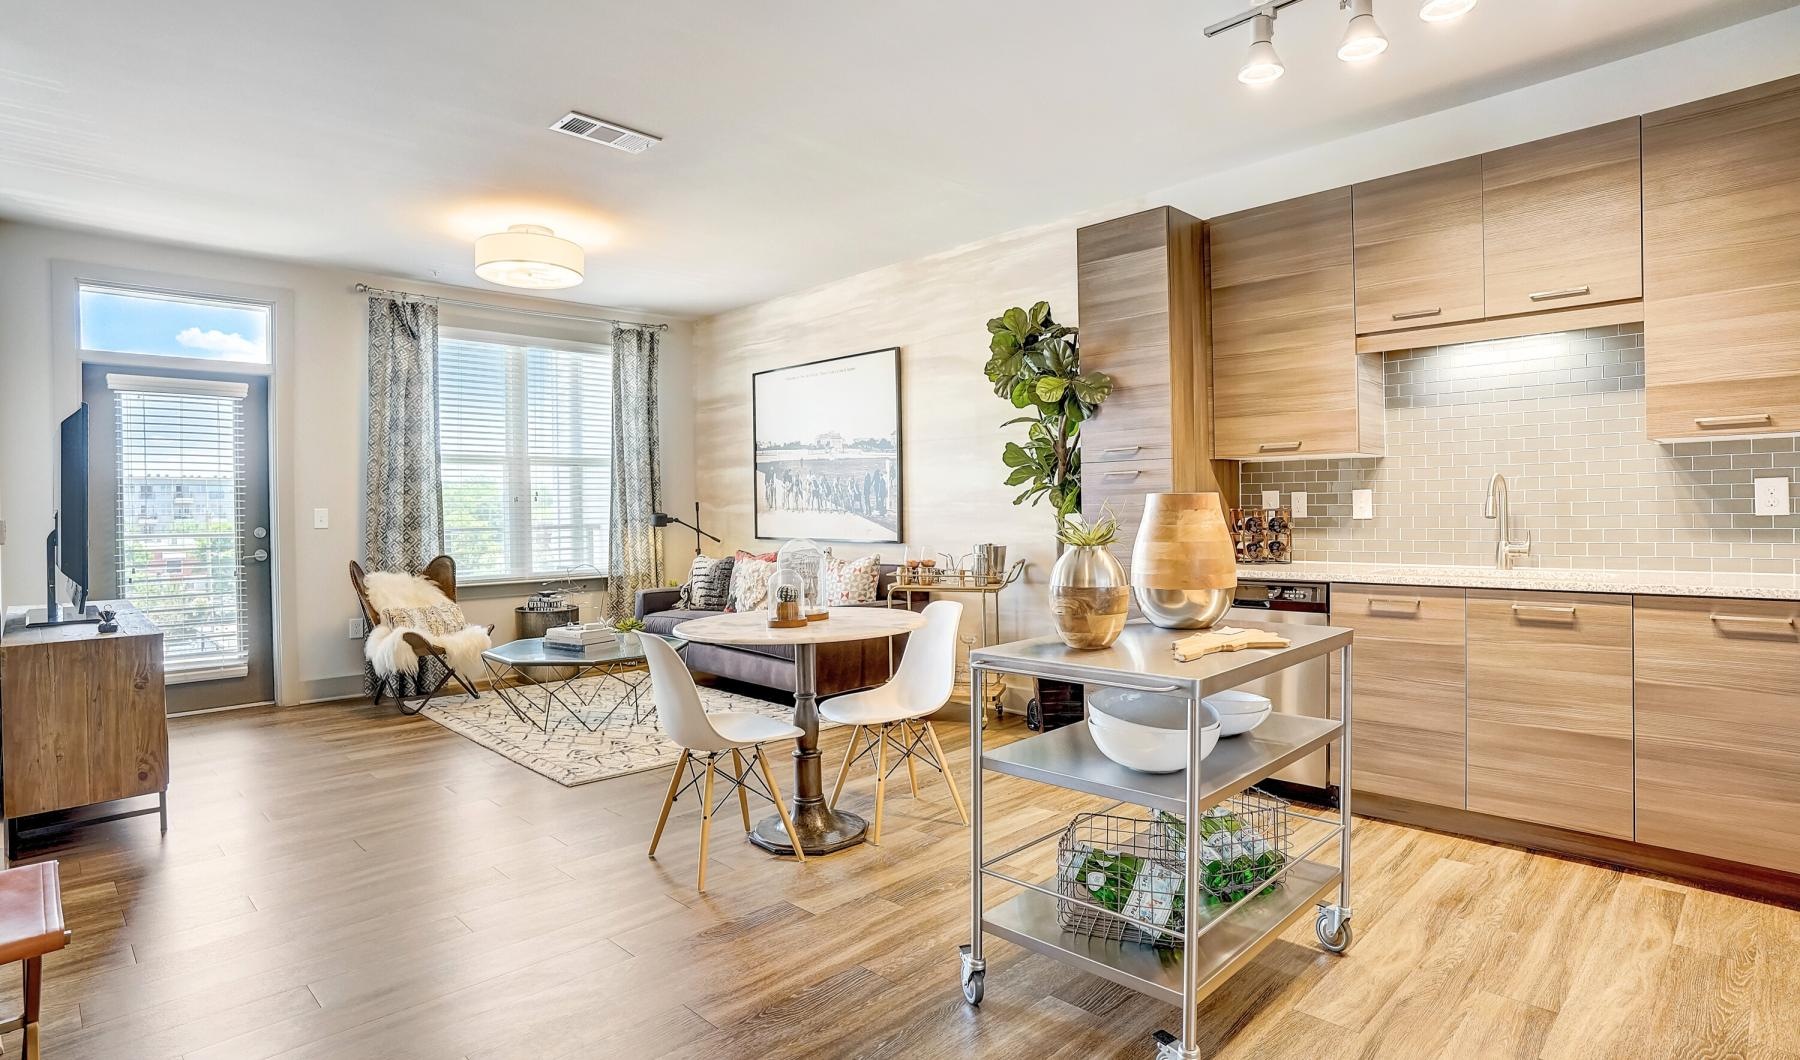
[{"x1": 776, "y1": 538, "x2": 828, "y2": 620}]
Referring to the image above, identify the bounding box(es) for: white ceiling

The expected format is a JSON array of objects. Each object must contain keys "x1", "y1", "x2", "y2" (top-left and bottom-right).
[{"x1": 0, "y1": 1, "x2": 1790, "y2": 317}]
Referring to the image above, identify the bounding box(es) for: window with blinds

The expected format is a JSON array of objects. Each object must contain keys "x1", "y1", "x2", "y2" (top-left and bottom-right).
[
  {"x1": 108, "y1": 374, "x2": 250, "y2": 678},
  {"x1": 437, "y1": 329, "x2": 613, "y2": 581}
]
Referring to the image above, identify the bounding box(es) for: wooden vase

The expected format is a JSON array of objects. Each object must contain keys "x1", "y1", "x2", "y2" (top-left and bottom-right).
[{"x1": 1131, "y1": 492, "x2": 1238, "y2": 629}]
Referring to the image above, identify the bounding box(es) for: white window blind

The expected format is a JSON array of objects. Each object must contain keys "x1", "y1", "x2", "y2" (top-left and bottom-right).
[
  {"x1": 108, "y1": 374, "x2": 250, "y2": 679},
  {"x1": 437, "y1": 330, "x2": 613, "y2": 581}
]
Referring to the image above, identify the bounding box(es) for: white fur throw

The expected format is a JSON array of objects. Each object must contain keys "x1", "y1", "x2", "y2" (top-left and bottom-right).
[{"x1": 363, "y1": 571, "x2": 491, "y2": 681}]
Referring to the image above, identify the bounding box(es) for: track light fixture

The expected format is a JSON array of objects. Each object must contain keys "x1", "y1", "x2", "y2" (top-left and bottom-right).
[
  {"x1": 1419, "y1": 0, "x2": 1477, "y2": 21},
  {"x1": 1238, "y1": 12, "x2": 1285, "y2": 85},
  {"x1": 1337, "y1": 0, "x2": 1388, "y2": 62}
]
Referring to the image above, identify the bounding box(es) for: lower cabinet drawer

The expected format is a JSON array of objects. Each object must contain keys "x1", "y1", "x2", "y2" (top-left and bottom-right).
[
  {"x1": 1466, "y1": 589, "x2": 1635, "y2": 840},
  {"x1": 1635, "y1": 596, "x2": 1800, "y2": 874},
  {"x1": 1330, "y1": 584, "x2": 1467, "y2": 808}
]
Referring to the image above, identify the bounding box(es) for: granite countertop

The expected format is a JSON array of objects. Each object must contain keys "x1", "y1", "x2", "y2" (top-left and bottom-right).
[{"x1": 1235, "y1": 561, "x2": 1800, "y2": 602}]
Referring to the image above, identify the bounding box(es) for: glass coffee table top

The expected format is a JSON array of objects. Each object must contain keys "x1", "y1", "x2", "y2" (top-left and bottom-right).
[
  {"x1": 479, "y1": 633, "x2": 687, "y2": 734},
  {"x1": 482, "y1": 633, "x2": 686, "y2": 668}
]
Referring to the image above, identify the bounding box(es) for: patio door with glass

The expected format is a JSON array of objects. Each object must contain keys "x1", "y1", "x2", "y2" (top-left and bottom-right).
[{"x1": 83, "y1": 364, "x2": 275, "y2": 712}]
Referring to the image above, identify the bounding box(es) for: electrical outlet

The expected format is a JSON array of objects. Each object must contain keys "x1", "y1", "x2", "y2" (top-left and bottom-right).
[
  {"x1": 1261, "y1": 489, "x2": 1280, "y2": 511},
  {"x1": 1754, "y1": 476, "x2": 1792, "y2": 516},
  {"x1": 1291, "y1": 492, "x2": 1309, "y2": 519},
  {"x1": 1352, "y1": 489, "x2": 1374, "y2": 520},
  {"x1": 348, "y1": 615, "x2": 364, "y2": 639},
  {"x1": 313, "y1": 507, "x2": 330, "y2": 529}
]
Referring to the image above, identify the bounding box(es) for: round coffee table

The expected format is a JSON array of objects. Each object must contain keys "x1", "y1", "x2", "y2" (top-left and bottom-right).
[{"x1": 674, "y1": 606, "x2": 926, "y2": 856}]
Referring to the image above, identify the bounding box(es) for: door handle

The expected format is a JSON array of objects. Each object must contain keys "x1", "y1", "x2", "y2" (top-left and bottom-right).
[
  {"x1": 1258, "y1": 441, "x2": 1303, "y2": 453},
  {"x1": 1710, "y1": 614, "x2": 1797, "y2": 634},
  {"x1": 1694, "y1": 414, "x2": 1772, "y2": 430},
  {"x1": 243, "y1": 549, "x2": 269, "y2": 564},
  {"x1": 1101, "y1": 470, "x2": 1140, "y2": 480},
  {"x1": 1368, "y1": 597, "x2": 1421, "y2": 613},
  {"x1": 1512, "y1": 603, "x2": 1576, "y2": 619},
  {"x1": 1098, "y1": 446, "x2": 1141, "y2": 458},
  {"x1": 1390, "y1": 308, "x2": 1442, "y2": 321},
  {"x1": 1528, "y1": 285, "x2": 1591, "y2": 302}
]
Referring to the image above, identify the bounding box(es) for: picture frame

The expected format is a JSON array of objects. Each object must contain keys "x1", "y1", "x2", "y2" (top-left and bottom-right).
[{"x1": 752, "y1": 347, "x2": 903, "y2": 543}]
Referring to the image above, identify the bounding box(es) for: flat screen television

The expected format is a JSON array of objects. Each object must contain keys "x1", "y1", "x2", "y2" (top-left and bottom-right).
[{"x1": 26, "y1": 403, "x2": 100, "y2": 627}]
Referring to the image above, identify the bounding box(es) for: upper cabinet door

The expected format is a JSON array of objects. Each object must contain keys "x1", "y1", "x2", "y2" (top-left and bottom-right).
[
  {"x1": 1642, "y1": 74, "x2": 1800, "y2": 441},
  {"x1": 1482, "y1": 118, "x2": 1643, "y2": 318},
  {"x1": 1210, "y1": 188, "x2": 1382, "y2": 460},
  {"x1": 1352, "y1": 157, "x2": 1485, "y2": 334}
]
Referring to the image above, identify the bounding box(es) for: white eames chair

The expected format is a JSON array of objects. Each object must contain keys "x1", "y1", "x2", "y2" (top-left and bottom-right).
[
  {"x1": 641, "y1": 634, "x2": 806, "y2": 890},
  {"x1": 822, "y1": 600, "x2": 969, "y2": 844}
]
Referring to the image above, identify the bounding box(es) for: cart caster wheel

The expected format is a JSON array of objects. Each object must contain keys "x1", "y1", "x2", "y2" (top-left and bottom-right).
[
  {"x1": 1315, "y1": 912, "x2": 1353, "y2": 953},
  {"x1": 962, "y1": 971, "x2": 984, "y2": 1005}
]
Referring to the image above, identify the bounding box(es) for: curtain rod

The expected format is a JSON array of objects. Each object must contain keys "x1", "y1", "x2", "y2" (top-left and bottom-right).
[{"x1": 354, "y1": 283, "x2": 670, "y2": 331}]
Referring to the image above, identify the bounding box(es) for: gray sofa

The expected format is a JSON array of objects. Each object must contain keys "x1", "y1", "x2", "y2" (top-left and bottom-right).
[{"x1": 635, "y1": 563, "x2": 922, "y2": 698}]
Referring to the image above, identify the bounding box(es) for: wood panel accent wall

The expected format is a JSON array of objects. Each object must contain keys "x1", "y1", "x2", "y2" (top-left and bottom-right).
[
  {"x1": 1466, "y1": 589, "x2": 1635, "y2": 840},
  {"x1": 1075, "y1": 207, "x2": 1237, "y2": 567},
  {"x1": 1, "y1": 603, "x2": 168, "y2": 819},
  {"x1": 1643, "y1": 73, "x2": 1800, "y2": 441}
]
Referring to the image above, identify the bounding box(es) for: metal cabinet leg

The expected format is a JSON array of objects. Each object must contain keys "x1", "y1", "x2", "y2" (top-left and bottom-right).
[{"x1": 963, "y1": 664, "x2": 987, "y2": 1005}]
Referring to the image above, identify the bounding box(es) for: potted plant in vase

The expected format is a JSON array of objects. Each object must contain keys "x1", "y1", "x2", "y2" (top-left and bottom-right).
[
  {"x1": 1049, "y1": 509, "x2": 1130, "y2": 650},
  {"x1": 612, "y1": 616, "x2": 646, "y2": 649}
]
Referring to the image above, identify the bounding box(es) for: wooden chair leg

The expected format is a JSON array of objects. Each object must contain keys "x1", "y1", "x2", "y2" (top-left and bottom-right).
[
  {"x1": 872, "y1": 722, "x2": 889, "y2": 845},
  {"x1": 731, "y1": 749, "x2": 752, "y2": 832},
  {"x1": 902, "y1": 721, "x2": 921, "y2": 798},
  {"x1": 648, "y1": 750, "x2": 689, "y2": 857},
  {"x1": 924, "y1": 722, "x2": 969, "y2": 826},
  {"x1": 756, "y1": 748, "x2": 806, "y2": 863},
  {"x1": 829, "y1": 726, "x2": 863, "y2": 808},
  {"x1": 22, "y1": 955, "x2": 40, "y2": 1060},
  {"x1": 697, "y1": 756, "x2": 717, "y2": 891}
]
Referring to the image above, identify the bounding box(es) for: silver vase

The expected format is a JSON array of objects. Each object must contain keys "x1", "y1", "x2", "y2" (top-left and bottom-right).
[
  {"x1": 1048, "y1": 546, "x2": 1131, "y2": 650},
  {"x1": 1133, "y1": 586, "x2": 1234, "y2": 629}
]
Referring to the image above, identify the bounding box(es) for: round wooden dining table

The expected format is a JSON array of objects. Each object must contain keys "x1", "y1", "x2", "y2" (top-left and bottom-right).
[{"x1": 673, "y1": 606, "x2": 927, "y2": 856}]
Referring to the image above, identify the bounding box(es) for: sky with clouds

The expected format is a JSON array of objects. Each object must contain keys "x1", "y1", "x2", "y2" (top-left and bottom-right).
[{"x1": 79, "y1": 287, "x2": 269, "y2": 363}]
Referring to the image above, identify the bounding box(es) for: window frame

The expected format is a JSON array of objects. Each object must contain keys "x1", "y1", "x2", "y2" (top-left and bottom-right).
[{"x1": 436, "y1": 325, "x2": 614, "y2": 586}]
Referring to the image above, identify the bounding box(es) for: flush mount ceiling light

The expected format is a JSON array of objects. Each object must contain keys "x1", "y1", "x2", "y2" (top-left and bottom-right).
[
  {"x1": 1419, "y1": 0, "x2": 1477, "y2": 21},
  {"x1": 1239, "y1": 12, "x2": 1285, "y2": 84},
  {"x1": 1337, "y1": 0, "x2": 1389, "y2": 62},
  {"x1": 473, "y1": 224, "x2": 584, "y2": 290}
]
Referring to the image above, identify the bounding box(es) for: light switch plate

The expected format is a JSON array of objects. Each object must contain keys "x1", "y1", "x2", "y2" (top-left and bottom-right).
[
  {"x1": 313, "y1": 507, "x2": 330, "y2": 529},
  {"x1": 1352, "y1": 489, "x2": 1374, "y2": 520},
  {"x1": 1261, "y1": 490, "x2": 1280, "y2": 511},
  {"x1": 1291, "y1": 491, "x2": 1309, "y2": 519},
  {"x1": 1754, "y1": 476, "x2": 1791, "y2": 516}
]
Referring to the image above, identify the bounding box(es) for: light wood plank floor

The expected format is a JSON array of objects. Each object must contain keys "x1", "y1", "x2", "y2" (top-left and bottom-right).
[{"x1": 3, "y1": 697, "x2": 1796, "y2": 1059}]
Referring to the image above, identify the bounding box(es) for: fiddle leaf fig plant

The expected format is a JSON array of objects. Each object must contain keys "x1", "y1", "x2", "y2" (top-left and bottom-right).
[{"x1": 985, "y1": 301, "x2": 1114, "y2": 524}]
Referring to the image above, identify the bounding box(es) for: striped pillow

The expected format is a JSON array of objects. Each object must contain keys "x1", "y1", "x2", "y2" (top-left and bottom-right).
[{"x1": 681, "y1": 555, "x2": 736, "y2": 612}]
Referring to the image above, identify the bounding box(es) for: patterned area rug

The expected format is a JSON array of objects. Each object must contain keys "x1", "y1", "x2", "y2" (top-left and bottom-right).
[{"x1": 419, "y1": 675, "x2": 810, "y2": 787}]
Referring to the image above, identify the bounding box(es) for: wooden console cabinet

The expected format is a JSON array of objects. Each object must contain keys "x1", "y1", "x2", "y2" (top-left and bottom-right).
[{"x1": 0, "y1": 603, "x2": 168, "y2": 853}]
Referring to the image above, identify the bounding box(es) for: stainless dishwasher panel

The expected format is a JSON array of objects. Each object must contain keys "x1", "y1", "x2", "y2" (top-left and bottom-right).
[{"x1": 1226, "y1": 580, "x2": 1332, "y2": 794}]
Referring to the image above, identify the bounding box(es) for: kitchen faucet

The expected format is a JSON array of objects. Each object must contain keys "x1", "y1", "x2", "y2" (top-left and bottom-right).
[{"x1": 1483, "y1": 472, "x2": 1530, "y2": 570}]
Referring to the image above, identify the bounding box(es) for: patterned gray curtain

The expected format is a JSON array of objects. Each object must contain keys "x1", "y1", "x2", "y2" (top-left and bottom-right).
[
  {"x1": 364, "y1": 296, "x2": 445, "y2": 573},
  {"x1": 603, "y1": 325, "x2": 663, "y2": 621}
]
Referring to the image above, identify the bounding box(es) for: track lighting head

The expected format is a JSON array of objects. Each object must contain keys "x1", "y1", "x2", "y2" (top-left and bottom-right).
[
  {"x1": 1419, "y1": 0, "x2": 1477, "y2": 22},
  {"x1": 1238, "y1": 12, "x2": 1285, "y2": 86},
  {"x1": 1338, "y1": 0, "x2": 1388, "y2": 61}
]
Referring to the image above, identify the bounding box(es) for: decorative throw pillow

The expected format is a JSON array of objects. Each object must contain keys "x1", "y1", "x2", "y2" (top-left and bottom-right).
[
  {"x1": 728, "y1": 550, "x2": 777, "y2": 612},
  {"x1": 691, "y1": 555, "x2": 735, "y2": 611},
  {"x1": 677, "y1": 554, "x2": 711, "y2": 608},
  {"x1": 822, "y1": 552, "x2": 881, "y2": 606}
]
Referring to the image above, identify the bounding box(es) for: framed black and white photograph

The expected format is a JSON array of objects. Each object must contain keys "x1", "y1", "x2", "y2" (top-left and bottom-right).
[{"x1": 752, "y1": 347, "x2": 902, "y2": 543}]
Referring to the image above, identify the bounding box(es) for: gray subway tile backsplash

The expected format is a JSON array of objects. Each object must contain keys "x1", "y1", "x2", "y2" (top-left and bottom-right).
[{"x1": 1238, "y1": 323, "x2": 1800, "y2": 575}]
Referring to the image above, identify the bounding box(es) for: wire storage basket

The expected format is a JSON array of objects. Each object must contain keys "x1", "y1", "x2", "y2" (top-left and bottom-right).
[{"x1": 1055, "y1": 789, "x2": 1293, "y2": 948}]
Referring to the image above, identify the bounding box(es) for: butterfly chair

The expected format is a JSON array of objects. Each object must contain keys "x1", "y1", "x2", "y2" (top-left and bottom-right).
[
  {"x1": 822, "y1": 600, "x2": 968, "y2": 844},
  {"x1": 641, "y1": 634, "x2": 807, "y2": 891},
  {"x1": 348, "y1": 554, "x2": 492, "y2": 714}
]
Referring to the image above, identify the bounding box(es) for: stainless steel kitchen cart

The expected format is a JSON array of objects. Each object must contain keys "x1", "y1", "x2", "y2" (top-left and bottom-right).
[{"x1": 960, "y1": 620, "x2": 1356, "y2": 1060}]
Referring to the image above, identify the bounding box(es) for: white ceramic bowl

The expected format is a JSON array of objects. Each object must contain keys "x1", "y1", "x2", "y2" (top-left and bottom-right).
[
  {"x1": 1203, "y1": 690, "x2": 1273, "y2": 737},
  {"x1": 1086, "y1": 689, "x2": 1220, "y2": 774}
]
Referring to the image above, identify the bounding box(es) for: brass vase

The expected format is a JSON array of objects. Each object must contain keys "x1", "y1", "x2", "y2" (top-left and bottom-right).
[
  {"x1": 1048, "y1": 545, "x2": 1130, "y2": 650},
  {"x1": 1131, "y1": 492, "x2": 1238, "y2": 629}
]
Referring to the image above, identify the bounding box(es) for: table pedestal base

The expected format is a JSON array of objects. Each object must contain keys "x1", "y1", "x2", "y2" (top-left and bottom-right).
[{"x1": 748, "y1": 804, "x2": 867, "y2": 856}]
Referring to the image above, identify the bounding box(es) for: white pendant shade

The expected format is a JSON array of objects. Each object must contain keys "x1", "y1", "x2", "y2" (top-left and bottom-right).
[
  {"x1": 474, "y1": 224, "x2": 585, "y2": 289},
  {"x1": 1238, "y1": 13, "x2": 1285, "y2": 85},
  {"x1": 1338, "y1": 0, "x2": 1388, "y2": 61}
]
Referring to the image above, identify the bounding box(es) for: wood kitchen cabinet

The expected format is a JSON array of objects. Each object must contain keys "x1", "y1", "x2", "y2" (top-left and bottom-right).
[
  {"x1": 1635, "y1": 596, "x2": 1800, "y2": 875},
  {"x1": 1642, "y1": 74, "x2": 1800, "y2": 441},
  {"x1": 1465, "y1": 589, "x2": 1635, "y2": 839},
  {"x1": 1209, "y1": 188, "x2": 1383, "y2": 460},
  {"x1": 1352, "y1": 157, "x2": 1485, "y2": 335},
  {"x1": 1330, "y1": 584, "x2": 1467, "y2": 808},
  {"x1": 1075, "y1": 206, "x2": 1236, "y2": 567},
  {"x1": 1481, "y1": 118, "x2": 1643, "y2": 318}
]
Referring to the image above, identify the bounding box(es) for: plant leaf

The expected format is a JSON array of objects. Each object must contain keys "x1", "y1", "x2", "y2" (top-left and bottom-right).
[{"x1": 1034, "y1": 376, "x2": 1068, "y2": 403}]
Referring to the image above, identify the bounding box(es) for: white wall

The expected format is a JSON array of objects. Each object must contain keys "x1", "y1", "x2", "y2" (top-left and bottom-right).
[{"x1": 0, "y1": 220, "x2": 695, "y2": 705}]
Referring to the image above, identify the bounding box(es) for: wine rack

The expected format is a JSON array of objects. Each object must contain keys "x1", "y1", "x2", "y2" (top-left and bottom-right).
[{"x1": 1230, "y1": 506, "x2": 1293, "y2": 565}]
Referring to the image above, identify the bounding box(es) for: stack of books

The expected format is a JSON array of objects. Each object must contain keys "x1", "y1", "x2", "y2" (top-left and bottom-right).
[{"x1": 544, "y1": 623, "x2": 615, "y2": 652}]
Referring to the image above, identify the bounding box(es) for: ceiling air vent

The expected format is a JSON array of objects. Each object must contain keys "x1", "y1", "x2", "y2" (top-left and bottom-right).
[{"x1": 549, "y1": 111, "x2": 661, "y2": 154}]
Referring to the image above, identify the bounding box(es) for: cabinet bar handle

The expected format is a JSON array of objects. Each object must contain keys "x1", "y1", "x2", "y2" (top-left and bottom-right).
[
  {"x1": 1528, "y1": 285, "x2": 1591, "y2": 302},
  {"x1": 1391, "y1": 308, "x2": 1442, "y2": 321},
  {"x1": 1258, "y1": 441, "x2": 1303, "y2": 453},
  {"x1": 1512, "y1": 603, "x2": 1577, "y2": 617},
  {"x1": 1710, "y1": 614, "x2": 1797, "y2": 631},
  {"x1": 1099, "y1": 446, "x2": 1141, "y2": 457},
  {"x1": 1368, "y1": 597, "x2": 1422, "y2": 612},
  {"x1": 1101, "y1": 470, "x2": 1140, "y2": 480},
  {"x1": 1695, "y1": 413, "x2": 1773, "y2": 430}
]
